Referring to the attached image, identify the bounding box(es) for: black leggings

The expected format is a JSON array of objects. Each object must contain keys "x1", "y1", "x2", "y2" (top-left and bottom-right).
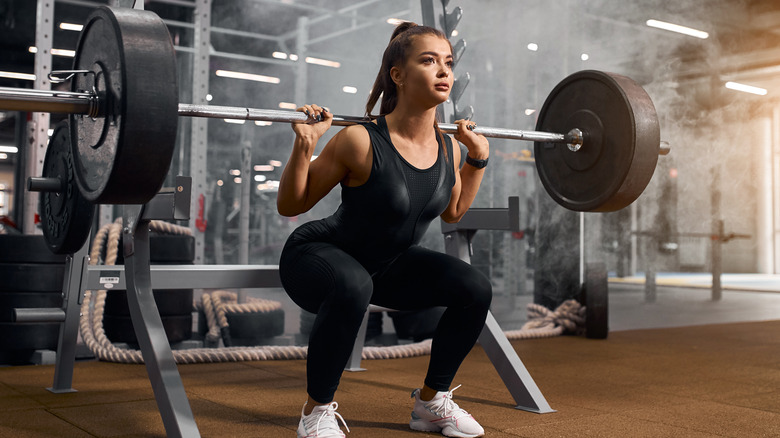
[{"x1": 280, "y1": 241, "x2": 492, "y2": 404}]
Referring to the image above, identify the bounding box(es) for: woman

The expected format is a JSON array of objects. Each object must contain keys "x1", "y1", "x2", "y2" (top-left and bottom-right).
[{"x1": 277, "y1": 22, "x2": 491, "y2": 438}]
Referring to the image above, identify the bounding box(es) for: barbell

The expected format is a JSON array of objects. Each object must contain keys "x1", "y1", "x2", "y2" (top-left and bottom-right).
[{"x1": 1, "y1": 6, "x2": 667, "y2": 253}]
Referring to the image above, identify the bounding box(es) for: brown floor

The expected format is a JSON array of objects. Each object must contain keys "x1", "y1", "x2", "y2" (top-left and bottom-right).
[{"x1": 1, "y1": 320, "x2": 779, "y2": 437}]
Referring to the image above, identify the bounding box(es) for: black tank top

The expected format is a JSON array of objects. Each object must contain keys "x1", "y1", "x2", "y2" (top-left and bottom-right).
[{"x1": 287, "y1": 116, "x2": 456, "y2": 275}]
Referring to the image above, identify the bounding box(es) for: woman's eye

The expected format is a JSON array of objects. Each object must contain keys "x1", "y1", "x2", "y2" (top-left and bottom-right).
[{"x1": 424, "y1": 57, "x2": 435, "y2": 64}]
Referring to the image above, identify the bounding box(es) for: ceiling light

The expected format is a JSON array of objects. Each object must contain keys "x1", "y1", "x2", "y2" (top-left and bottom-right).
[
  {"x1": 217, "y1": 179, "x2": 224, "y2": 186},
  {"x1": 59, "y1": 22, "x2": 83, "y2": 31},
  {"x1": 525, "y1": 109, "x2": 536, "y2": 116},
  {"x1": 279, "y1": 102, "x2": 297, "y2": 110},
  {"x1": 206, "y1": 94, "x2": 213, "y2": 101},
  {"x1": 342, "y1": 86, "x2": 357, "y2": 94},
  {"x1": 451, "y1": 30, "x2": 459, "y2": 37},
  {"x1": 272, "y1": 51, "x2": 288, "y2": 59},
  {"x1": 527, "y1": 43, "x2": 538, "y2": 52},
  {"x1": 0, "y1": 154, "x2": 7, "y2": 160},
  {"x1": 254, "y1": 164, "x2": 274, "y2": 172},
  {"x1": 224, "y1": 119, "x2": 246, "y2": 124},
  {"x1": 215, "y1": 69, "x2": 280, "y2": 84},
  {"x1": 581, "y1": 53, "x2": 589, "y2": 61},
  {"x1": 28, "y1": 46, "x2": 76, "y2": 57},
  {"x1": 305, "y1": 57, "x2": 341, "y2": 68},
  {"x1": 0, "y1": 146, "x2": 19, "y2": 154},
  {"x1": 646, "y1": 19, "x2": 709, "y2": 39},
  {"x1": 255, "y1": 121, "x2": 272, "y2": 126},
  {"x1": 269, "y1": 160, "x2": 282, "y2": 167},
  {"x1": 254, "y1": 175, "x2": 267, "y2": 182},
  {"x1": 0, "y1": 71, "x2": 35, "y2": 81},
  {"x1": 289, "y1": 54, "x2": 299, "y2": 61},
  {"x1": 725, "y1": 81, "x2": 767, "y2": 96},
  {"x1": 234, "y1": 177, "x2": 242, "y2": 184},
  {"x1": 387, "y1": 18, "x2": 406, "y2": 25},
  {"x1": 229, "y1": 169, "x2": 241, "y2": 176}
]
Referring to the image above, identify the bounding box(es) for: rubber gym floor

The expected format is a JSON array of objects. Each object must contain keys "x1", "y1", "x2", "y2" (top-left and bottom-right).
[{"x1": 1, "y1": 276, "x2": 779, "y2": 437}]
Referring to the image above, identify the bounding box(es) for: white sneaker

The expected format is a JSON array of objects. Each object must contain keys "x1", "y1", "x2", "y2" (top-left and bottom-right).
[
  {"x1": 297, "y1": 401, "x2": 350, "y2": 438},
  {"x1": 410, "y1": 385, "x2": 484, "y2": 438}
]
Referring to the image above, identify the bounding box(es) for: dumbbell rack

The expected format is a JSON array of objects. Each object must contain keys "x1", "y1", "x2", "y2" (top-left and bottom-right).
[{"x1": 14, "y1": 189, "x2": 554, "y2": 437}]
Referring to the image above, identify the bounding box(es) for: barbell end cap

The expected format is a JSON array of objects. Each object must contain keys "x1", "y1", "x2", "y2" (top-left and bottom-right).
[
  {"x1": 566, "y1": 128, "x2": 584, "y2": 152},
  {"x1": 659, "y1": 141, "x2": 671, "y2": 156}
]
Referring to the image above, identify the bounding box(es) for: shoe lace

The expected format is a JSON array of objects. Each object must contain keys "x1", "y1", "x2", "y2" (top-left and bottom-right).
[
  {"x1": 431, "y1": 385, "x2": 470, "y2": 420},
  {"x1": 309, "y1": 402, "x2": 350, "y2": 436}
]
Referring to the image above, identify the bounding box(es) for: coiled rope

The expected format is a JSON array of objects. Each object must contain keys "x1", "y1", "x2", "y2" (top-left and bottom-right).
[{"x1": 80, "y1": 220, "x2": 586, "y2": 364}]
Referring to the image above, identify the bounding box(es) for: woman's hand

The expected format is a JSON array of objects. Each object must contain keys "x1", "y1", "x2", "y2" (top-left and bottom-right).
[
  {"x1": 453, "y1": 119, "x2": 489, "y2": 160},
  {"x1": 292, "y1": 104, "x2": 333, "y2": 145}
]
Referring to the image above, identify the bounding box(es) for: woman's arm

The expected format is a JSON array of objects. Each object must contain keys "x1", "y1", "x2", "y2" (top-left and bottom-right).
[
  {"x1": 441, "y1": 120, "x2": 489, "y2": 223},
  {"x1": 277, "y1": 105, "x2": 369, "y2": 216}
]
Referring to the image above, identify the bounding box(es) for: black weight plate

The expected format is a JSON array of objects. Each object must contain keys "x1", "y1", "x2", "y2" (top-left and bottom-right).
[
  {"x1": 0, "y1": 323, "x2": 59, "y2": 350},
  {"x1": 0, "y1": 235, "x2": 66, "y2": 264},
  {"x1": 70, "y1": 6, "x2": 178, "y2": 204},
  {"x1": 103, "y1": 313, "x2": 192, "y2": 345},
  {"x1": 0, "y1": 263, "x2": 66, "y2": 292},
  {"x1": 0, "y1": 291, "x2": 62, "y2": 322},
  {"x1": 105, "y1": 289, "x2": 193, "y2": 317},
  {"x1": 534, "y1": 70, "x2": 660, "y2": 212},
  {"x1": 40, "y1": 122, "x2": 95, "y2": 254},
  {"x1": 583, "y1": 262, "x2": 609, "y2": 339}
]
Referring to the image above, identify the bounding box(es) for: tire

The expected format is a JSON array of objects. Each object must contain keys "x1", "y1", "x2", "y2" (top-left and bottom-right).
[
  {"x1": 103, "y1": 313, "x2": 193, "y2": 345},
  {"x1": 0, "y1": 235, "x2": 67, "y2": 264},
  {"x1": 105, "y1": 289, "x2": 193, "y2": 317},
  {"x1": 225, "y1": 307, "x2": 285, "y2": 346},
  {"x1": 389, "y1": 307, "x2": 446, "y2": 342},
  {"x1": 0, "y1": 263, "x2": 67, "y2": 292}
]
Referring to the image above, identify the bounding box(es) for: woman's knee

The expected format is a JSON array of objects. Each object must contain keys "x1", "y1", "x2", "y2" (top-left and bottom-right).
[{"x1": 454, "y1": 268, "x2": 493, "y2": 310}]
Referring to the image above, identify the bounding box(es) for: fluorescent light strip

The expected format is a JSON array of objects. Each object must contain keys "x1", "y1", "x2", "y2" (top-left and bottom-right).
[
  {"x1": 305, "y1": 57, "x2": 341, "y2": 68},
  {"x1": 254, "y1": 164, "x2": 274, "y2": 172},
  {"x1": 387, "y1": 18, "x2": 407, "y2": 25},
  {"x1": 342, "y1": 86, "x2": 357, "y2": 94},
  {"x1": 646, "y1": 19, "x2": 709, "y2": 39},
  {"x1": 28, "y1": 46, "x2": 76, "y2": 57},
  {"x1": 272, "y1": 52, "x2": 288, "y2": 60},
  {"x1": 0, "y1": 71, "x2": 35, "y2": 81},
  {"x1": 0, "y1": 154, "x2": 7, "y2": 160},
  {"x1": 59, "y1": 22, "x2": 83, "y2": 31},
  {"x1": 527, "y1": 43, "x2": 538, "y2": 52},
  {"x1": 725, "y1": 81, "x2": 767, "y2": 96},
  {"x1": 255, "y1": 121, "x2": 272, "y2": 126},
  {"x1": 224, "y1": 119, "x2": 246, "y2": 124},
  {"x1": 215, "y1": 69, "x2": 280, "y2": 84},
  {"x1": 0, "y1": 146, "x2": 19, "y2": 153},
  {"x1": 279, "y1": 102, "x2": 297, "y2": 110}
]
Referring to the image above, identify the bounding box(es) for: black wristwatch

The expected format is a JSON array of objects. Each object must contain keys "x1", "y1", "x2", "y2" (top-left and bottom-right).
[{"x1": 465, "y1": 155, "x2": 488, "y2": 169}]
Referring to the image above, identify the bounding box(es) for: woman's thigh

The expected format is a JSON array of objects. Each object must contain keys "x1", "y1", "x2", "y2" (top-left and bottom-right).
[
  {"x1": 371, "y1": 246, "x2": 492, "y2": 311},
  {"x1": 280, "y1": 240, "x2": 372, "y2": 315}
]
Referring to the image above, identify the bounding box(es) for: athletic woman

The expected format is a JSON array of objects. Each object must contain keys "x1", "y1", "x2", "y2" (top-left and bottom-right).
[{"x1": 277, "y1": 22, "x2": 491, "y2": 438}]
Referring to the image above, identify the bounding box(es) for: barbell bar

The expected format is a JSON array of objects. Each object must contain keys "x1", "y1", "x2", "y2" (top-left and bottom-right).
[
  {"x1": 0, "y1": 86, "x2": 590, "y2": 147},
  {"x1": 4, "y1": 5, "x2": 667, "y2": 216}
]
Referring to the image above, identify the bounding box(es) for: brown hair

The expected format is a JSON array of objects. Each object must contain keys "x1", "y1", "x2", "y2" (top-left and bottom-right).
[{"x1": 365, "y1": 22, "x2": 453, "y2": 159}]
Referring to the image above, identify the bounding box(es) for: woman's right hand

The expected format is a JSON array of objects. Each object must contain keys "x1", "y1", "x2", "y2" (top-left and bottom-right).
[{"x1": 292, "y1": 104, "x2": 333, "y2": 144}]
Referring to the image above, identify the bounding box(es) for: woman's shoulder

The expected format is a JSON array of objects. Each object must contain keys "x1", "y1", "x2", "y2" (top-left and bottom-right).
[{"x1": 331, "y1": 124, "x2": 372, "y2": 159}]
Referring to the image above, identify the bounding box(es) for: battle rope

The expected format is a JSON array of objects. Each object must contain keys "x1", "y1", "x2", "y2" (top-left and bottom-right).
[{"x1": 80, "y1": 221, "x2": 586, "y2": 364}]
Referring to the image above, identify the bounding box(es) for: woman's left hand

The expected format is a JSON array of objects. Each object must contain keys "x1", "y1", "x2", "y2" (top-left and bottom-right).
[{"x1": 453, "y1": 119, "x2": 489, "y2": 160}]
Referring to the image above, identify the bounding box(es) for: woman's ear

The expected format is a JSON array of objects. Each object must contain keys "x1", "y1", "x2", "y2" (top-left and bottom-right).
[{"x1": 390, "y1": 66, "x2": 405, "y2": 88}]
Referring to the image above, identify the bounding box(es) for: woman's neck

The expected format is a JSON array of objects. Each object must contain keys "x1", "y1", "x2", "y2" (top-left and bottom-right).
[{"x1": 384, "y1": 102, "x2": 438, "y2": 144}]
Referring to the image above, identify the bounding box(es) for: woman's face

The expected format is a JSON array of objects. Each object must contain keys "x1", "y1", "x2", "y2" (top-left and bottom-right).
[{"x1": 396, "y1": 34, "x2": 454, "y2": 107}]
